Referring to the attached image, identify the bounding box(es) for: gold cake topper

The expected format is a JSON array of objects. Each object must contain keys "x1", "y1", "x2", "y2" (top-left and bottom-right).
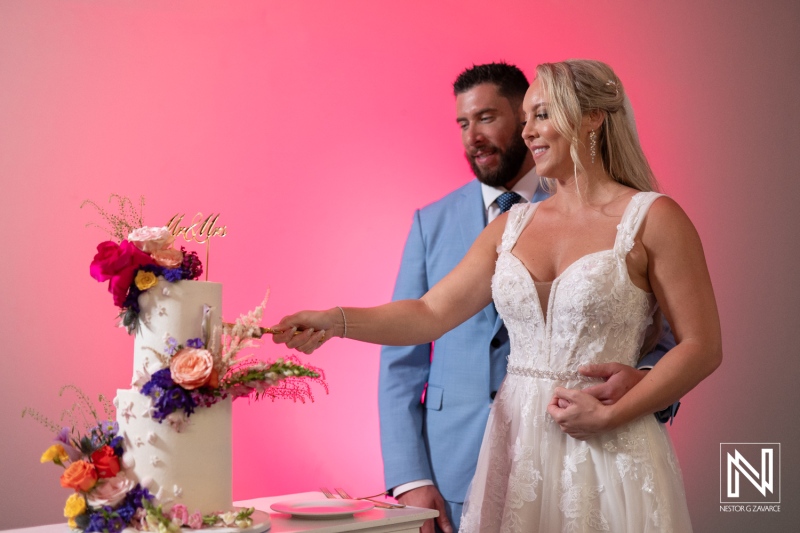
[{"x1": 167, "y1": 213, "x2": 227, "y2": 280}]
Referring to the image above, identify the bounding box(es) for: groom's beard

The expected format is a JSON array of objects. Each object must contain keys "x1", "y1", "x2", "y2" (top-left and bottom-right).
[{"x1": 465, "y1": 125, "x2": 529, "y2": 188}]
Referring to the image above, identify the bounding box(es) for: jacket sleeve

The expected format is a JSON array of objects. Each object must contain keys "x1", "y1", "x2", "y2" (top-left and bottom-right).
[
  {"x1": 379, "y1": 210, "x2": 435, "y2": 490},
  {"x1": 638, "y1": 316, "x2": 681, "y2": 424}
]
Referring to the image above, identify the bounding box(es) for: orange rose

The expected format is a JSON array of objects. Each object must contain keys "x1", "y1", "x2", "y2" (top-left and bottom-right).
[
  {"x1": 170, "y1": 348, "x2": 215, "y2": 389},
  {"x1": 90, "y1": 446, "x2": 121, "y2": 479},
  {"x1": 151, "y1": 248, "x2": 184, "y2": 268},
  {"x1": 60, "y1": 460, "x2": 98, "y2": 492}
]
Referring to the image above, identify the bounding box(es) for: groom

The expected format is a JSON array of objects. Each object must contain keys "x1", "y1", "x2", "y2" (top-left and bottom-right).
[{"x1": 378, "y1": 62, "x2": 676, "y2": 533}]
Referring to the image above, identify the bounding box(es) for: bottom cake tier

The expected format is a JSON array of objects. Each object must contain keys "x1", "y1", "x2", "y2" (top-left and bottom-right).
[{"x1": 115, "y1": 389, "x2": 233, "y2": 515}]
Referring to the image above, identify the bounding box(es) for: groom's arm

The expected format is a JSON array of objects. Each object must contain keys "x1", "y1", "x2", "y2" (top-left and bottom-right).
[
  {"x1": 379, "y1": 211, "x2": 455, "y2": 533},
  {"x1": 379, "y1": 210, "x2": 435, "y2": 490},
  {"x1": 638, "y1": 319, "x2": 680, "y2": 423},
  {"x1": 578, "y1": 318, "x2": 680, "y2": 422}
]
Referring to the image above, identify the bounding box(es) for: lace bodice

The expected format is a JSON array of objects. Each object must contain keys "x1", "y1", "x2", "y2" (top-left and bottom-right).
[{"x1": 491, "y1": 192, "x2": 663, "y2": 376}]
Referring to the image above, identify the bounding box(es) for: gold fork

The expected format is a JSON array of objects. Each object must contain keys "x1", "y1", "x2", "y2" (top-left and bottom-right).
[
  {"x1": 320, "y1": 487, "x2": 336, "y2": 499},
  {"x1": 334, "y1": 487, "x2": 406, "y2": 509}
]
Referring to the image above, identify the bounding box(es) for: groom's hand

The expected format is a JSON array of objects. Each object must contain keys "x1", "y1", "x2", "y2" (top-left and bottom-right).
[
  {"x1": 396, "y1": 485, "x2": 453, "y2": 533},
  {"x1": 578, "y1": 363, "x2": 647, "y2": 405}
]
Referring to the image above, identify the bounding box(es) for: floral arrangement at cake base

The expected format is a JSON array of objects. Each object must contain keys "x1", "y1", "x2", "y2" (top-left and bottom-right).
[{"x1": 25, "y1": 387, "x2": 257, "y2": 533}]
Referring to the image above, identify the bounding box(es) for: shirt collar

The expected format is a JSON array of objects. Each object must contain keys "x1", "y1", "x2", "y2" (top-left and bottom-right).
[{"x1": 480, "y1": 167, "x2": 542, "y2": 211}]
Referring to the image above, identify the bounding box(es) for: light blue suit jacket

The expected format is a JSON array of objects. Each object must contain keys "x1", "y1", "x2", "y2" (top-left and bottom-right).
[
  {"x1": 378, "y1": 179, "x2": 676, "y2": 507},
  {"x1": 379, "y1": 180, "x2": 517, "y2": 503}
]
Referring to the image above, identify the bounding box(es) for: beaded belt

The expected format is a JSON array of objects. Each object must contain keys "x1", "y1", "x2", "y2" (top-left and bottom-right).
[{"x1": 506, "y1": 365, "x2": 600, "y2": 382}]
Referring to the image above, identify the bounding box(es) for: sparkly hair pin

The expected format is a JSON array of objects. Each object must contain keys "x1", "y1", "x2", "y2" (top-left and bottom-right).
[{"x1": 606, "y1": 80, "x2": 619, "y2": 97}]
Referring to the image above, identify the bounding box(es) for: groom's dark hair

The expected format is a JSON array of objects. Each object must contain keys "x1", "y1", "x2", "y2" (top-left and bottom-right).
[{"x1": 453, "y1": 62, "x2": 530, "y2": 105}]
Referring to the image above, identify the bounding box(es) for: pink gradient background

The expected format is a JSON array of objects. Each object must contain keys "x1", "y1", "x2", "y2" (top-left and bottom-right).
[{"x1": 1, "y1": 1, "x2": 798, "y2": 531}]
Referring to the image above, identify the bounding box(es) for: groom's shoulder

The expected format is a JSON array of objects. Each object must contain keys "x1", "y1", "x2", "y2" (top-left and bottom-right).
[{"x1": 418, "y1": 179, "x2": 481, "y2": 217}]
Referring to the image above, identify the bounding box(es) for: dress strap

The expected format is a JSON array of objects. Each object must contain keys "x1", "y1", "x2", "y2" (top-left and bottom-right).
[
  {"x1": 500, "y1": 202, "x2": 538, "y2": 253},
  {"x1": 613, "y1": 192, "x2": 666, "y2": 257}
]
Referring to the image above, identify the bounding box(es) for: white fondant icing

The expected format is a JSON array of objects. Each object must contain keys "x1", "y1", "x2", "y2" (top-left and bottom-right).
[
  {"x1": 116, "y1": 280, "x2": 231, "y2": 515},
  {"x1": 116, "y1": 390, "x2": 232, "y2": 515},
  {"x1": 132, "y1": 280, "x2": 221, "y2": 375},
  {"x1": 122, "y1": 451, "x2": 135, "y2": 468}
]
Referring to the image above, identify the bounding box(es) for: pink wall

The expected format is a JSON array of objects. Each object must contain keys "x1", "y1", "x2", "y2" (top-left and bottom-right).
[{"x1": 2, "y1": 1, "x2": 798, "y2": 531}]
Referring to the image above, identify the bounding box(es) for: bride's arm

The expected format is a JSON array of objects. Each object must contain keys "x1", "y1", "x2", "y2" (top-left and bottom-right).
[
  {"x1": 549, "y1": 197, "x2": 722, "y2": 437},
  {"x1": 271, "y1": 213, "x2": 507, "y2": 353}
]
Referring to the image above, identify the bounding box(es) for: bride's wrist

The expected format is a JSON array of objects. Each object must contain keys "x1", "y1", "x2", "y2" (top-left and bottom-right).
[
  {"x1": 603, "y1": 403, "x2": 624, "y2": 431},
  {"x1": 333, "y1": 306, "x2": 347, "y2": 338}
]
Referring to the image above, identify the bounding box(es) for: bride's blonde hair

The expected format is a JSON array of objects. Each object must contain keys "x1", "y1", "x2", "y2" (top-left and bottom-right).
[{"x1": 535, "y1": 60, "x2": 660, "y2": 194}]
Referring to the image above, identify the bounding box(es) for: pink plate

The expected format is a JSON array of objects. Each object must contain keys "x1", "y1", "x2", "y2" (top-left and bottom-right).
[{"x1": 270, "y1": 499, "x2": 374, "y2": 519}]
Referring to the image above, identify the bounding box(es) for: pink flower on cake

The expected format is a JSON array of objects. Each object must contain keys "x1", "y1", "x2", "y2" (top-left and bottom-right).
[
  {"x1": 128, "y1": 226, "x2": 175, "y2": 254},
  {"x1": 90, "y1": 445, "x2": 121, "y2": 479},
  {"x1": 90, "y1": 240, "x2": 155, "y2": 307},
  {"x1": 187, "y1": 512, "x2": 204, "y2": 529},
  {"x1": 170, "y1": 348, "x2": 215, "y2": 389},
  {"x1": 86, "y1": 472, "x2": 133, "y2": 507},
  {"x1": 151, "y1": 248, "x2": 184, "y2": 269},
  {"x1": 60, "y1": 460, "x2": 98, "y2": 491},
  {"x1": 168, "y1": 504, "x2": 189, "y2": 526}
]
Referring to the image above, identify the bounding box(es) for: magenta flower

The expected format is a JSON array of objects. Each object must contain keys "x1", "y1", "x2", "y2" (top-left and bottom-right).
[{"x1": 90, "y1": 240, "x2": 155, "y2": 307}]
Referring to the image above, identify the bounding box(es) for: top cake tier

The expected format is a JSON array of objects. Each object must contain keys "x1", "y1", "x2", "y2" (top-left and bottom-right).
[{"x1": 133, "y1": 279, "x2": 222, "y2": 377}]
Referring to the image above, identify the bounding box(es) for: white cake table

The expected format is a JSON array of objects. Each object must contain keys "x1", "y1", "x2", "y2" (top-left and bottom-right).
[
  {"x1": 238, "y1": 492, "x2": 438, "y2": 533},
  {"x1": 3, "y1": 492, "x2": 438, "y2": 533}
]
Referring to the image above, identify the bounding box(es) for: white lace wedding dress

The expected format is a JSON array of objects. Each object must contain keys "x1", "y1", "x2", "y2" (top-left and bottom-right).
[{"x1": 460, "y1": 192, "x2": 692, "y2": 532}]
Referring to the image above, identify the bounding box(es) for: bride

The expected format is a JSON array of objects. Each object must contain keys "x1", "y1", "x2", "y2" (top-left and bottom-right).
[{"x1": 271, "y1": 59, "x2": 721, "y2": 532}]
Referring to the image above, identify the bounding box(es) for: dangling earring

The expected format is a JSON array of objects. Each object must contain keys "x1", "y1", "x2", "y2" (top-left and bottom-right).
[{"x1": 589, "y1": 130, "x2": 597, "y2": 165}]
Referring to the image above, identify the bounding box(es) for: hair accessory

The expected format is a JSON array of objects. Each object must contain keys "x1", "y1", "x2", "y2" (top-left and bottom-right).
[
  {"x1": 589, "y1": 130, "x2": 597, "y2": 164},
  {"x1": 606, "y1": 80, "x2": 619, "y2": 96},
  {"x1": 336, "y1": 306, "x2": 347, "y2": 339}
]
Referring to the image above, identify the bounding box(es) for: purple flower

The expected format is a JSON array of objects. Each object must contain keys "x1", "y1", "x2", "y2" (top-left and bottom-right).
[
  {"x1": 186, "y1": 338, "x2": 204, "y2": 349},
  {"x1": 54, "y1": 427, "x2": 82, "y2": 462},
  {"x1": 86, "y1": 512, "x2": 107, "y2": 532},
  {"x1": 147, "y1": 368, "x2": 175, "y2": 389},
  {"x1": 125, "y1": 484, "x2": 154, "y2": 509},
  {"x1": 165, "y1": 337, "x2": 179, "y2": 356},
  {"x1": 162, "y1": 268, "x2": 184, "y2": 282},
  {"x1": 106, "y1": 515, "x2": 126, "y2": 533}
]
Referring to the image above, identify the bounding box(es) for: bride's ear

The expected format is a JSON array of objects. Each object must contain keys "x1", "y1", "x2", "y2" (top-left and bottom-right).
[{"x1": 584, "y1": 109, "x2": 606, "y2": 132}]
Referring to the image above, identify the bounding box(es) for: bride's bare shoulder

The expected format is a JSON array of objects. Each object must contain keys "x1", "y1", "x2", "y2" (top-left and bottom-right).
[{"x1": 641, "y1": 195, "x2": 703, "y2": 249}]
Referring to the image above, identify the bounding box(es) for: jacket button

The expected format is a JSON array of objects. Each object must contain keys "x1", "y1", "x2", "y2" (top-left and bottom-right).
[
  {"x1": 490, "y1": 338, "x2": 502, "y2": 348},
  {"x1": 490, "y1": 391, "x2": 497, "y2": 400}
]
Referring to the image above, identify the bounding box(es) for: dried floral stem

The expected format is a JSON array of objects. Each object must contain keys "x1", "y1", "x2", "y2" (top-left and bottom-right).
[
  {"x1": 21, "y1": 407, "x2": 61, "y2": 433},
  {"x1": 81, "y1": 194, "x2": 145, "y2": 242}
]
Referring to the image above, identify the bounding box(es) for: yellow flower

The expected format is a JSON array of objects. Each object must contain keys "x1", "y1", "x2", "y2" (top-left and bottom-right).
[
  {"x1": 135, "y1": 270, "x2": 158, "y2": 290},
  {"x1": 41, "y1": 444, "x2": 69, "y2": 465},
  {"x1": 67, "y1": 517, "x2": 77, "y2": 529},
  {"x1": 64, "y1": 493, "x2": 86, "y2": 519}
]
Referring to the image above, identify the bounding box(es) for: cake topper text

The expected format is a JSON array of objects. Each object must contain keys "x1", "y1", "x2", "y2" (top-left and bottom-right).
[
  {"x1": 166, "y1": 213, "x2": 227, "y2": 243},
  {"x1": 167, "y1": 213, "x2": 227, "y2": 280}
]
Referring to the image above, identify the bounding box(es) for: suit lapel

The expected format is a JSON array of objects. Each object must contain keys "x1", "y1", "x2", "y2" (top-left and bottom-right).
[{"x1": 456, "y1": 181, "x2": 498, "y2": 325}]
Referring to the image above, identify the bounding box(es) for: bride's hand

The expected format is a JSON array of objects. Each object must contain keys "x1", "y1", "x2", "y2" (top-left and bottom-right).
[
  {"x1": 270, "y1": 309, "x2": 339, "y2": 354},
  {"x1": 547, "y1": 387, "x2": 613, "y2": 440}
]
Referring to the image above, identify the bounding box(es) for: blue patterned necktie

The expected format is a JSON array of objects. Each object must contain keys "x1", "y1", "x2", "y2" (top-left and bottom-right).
[{"x1": 496, "y1": 191, "x2": 524, "y2": 213}]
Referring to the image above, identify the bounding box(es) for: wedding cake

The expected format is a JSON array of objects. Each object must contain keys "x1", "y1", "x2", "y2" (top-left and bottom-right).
[{"x1": 34, "y1": 211, "x2": 323, "y2": 533}]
